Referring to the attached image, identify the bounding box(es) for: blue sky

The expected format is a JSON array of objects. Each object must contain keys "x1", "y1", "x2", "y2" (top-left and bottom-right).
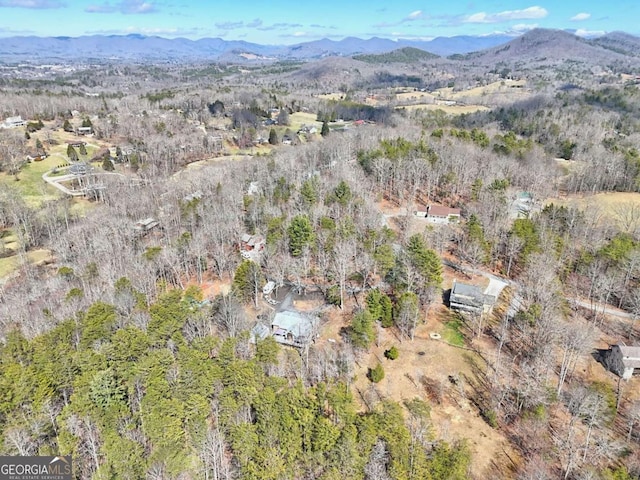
[{"x1": 0, "y1": 1, "x2": 637, "y2": 42}]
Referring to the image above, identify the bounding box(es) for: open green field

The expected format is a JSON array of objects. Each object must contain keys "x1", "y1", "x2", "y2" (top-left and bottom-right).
[
  {"x1": 0, "y1": 155, "x2": 63, "y2": 205},
  {"x1": 289, "y1": 112, "x2": 322, "y2": 132}
]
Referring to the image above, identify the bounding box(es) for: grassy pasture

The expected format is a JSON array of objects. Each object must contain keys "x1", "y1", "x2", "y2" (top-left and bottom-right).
[
  {"x1": 397, "y1": 104, "x2": 490, "y2": 114},
  {"x1": 545, "y1": 192, "x2": 640, "y2": 231}
]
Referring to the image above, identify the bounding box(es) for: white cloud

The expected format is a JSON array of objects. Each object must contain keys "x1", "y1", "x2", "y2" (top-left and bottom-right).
[
  {"x1": 464, "y1": 6, "x2": 548, "y2": 24},
  {"x1": 87, "y1": 26, "x2": 205, "y2": 37},
  {"x1": 215, "y1": 21, "x2": 243, "y2": 31},
  {"x1": 510, "y1": 23, "x2": 538, "y2": 33},
  {"x1": 375, "y1": 9, "x2": 425, "y2": 28},
  {"x1": 246, "y1": 18, "x2": 262, "y2": 28},
  {"x1": 0, "y1": 0, "x2": 63, "y2": 8},
  {"x1": 575, "y1": 28, "x2": 605, "y2": 37},
  {"x1": 482, "y1": 23, "x2": 539, "y2": 37},
  {"x1": 86, "y1": 0, "x2": 157, "y2": 14},
  {"x1": 391, "y1": 33, "x2": 434, "y2": 41},
  {"x1": 570, "y1": 12, "x2": 591, "y2": 21}
]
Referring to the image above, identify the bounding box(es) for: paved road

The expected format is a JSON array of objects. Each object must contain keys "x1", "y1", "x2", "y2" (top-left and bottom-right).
[
  {"x1": 42, "y1": 166, "x2": 127, "y2": 197},
  {"x1": 484, "y1": 276, "x2": 509, "y2": 299},
  {"x1": 42, "y1": 170, "x2": 85, "y2": 196},
  {"x1": 571, "y1": 297, "x2": 635, "y2": 320}
]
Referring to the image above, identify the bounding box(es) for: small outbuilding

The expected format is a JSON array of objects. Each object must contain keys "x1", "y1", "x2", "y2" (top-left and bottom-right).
[
  {"x1": 76, "y1": 126, "x2": 93, "y2": 135},
  {"x1": 250, "y1": 323, "x2": 271, "y2": 344}
]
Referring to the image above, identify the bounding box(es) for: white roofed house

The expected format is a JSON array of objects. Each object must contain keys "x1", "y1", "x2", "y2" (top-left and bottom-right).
[
  {"x1": 1, "y1": 116, "x2": 27, "y2": 129},
  {"x1": 76, "y1": 126, "x2": 93, "y2": 135},
  {"x1": 604, "y1": 345, "x2": 640, "y2": 380}
]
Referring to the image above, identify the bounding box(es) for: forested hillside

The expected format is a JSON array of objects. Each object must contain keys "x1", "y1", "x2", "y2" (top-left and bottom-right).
[{"x1": 0, "y1": 293, "x2": 469, "y2": 479}]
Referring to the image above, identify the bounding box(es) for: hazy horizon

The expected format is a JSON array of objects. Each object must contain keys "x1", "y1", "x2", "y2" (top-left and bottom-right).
[{"x1": 0, "y1": 1, "x2": 637, "y2": 44}]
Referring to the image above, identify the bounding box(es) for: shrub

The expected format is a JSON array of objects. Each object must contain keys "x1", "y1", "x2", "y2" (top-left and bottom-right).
[
  {"x1": 368, "y1": 364, "x2": 385, "y2": 383},
  {"x1": 483, "y1": 409, "x2": 498, "y2": 428},
  {"x1": 325, "y1": 285, "x2": 341, "y2": 306},
  {"x1": 384, "y1": 346, "x2": 399, "y2": 360},
  {"x1": 57, "y1": 266, "x2": 75, "y2": 279}
]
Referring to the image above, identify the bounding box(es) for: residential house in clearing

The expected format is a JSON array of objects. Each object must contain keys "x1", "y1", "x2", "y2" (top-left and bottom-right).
[
  {"x1": 240, "y1": 234, "x2": 266, "y2": 260},
  {"x1": 26, "y1": 150, "x2": 48, "y2": 162},
  {"x1": 1, "y1": 116, "x2": 26, "y2": 128},
  {"x1": 426, "y1": 205, "x2": 461, "y2": 224},
  {"x1": 134, "y1": 217, "x2": 159, "y2": 235},
  {"x1": 604, "y1": 345, "x2": 640, "y2": 380},
  {"x1": 271, "y1": 310, "x2": 317, "y2": 347},
  {"x1": 69, "y1": 162, "x2": 91, "y2": 176},
  {"x1": 449, "y1": 280, "x2": 495, "y2": 314},
  {"x1": 76, "y1": 126, "x2": 93, "y2": 135}
]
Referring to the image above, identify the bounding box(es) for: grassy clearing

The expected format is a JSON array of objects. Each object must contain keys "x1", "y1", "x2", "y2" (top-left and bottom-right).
[
  {"x1": 396, "y1": 91, "x2": 436, "y2": 102},
  {"x1": 397, "y1": 104, "x2": 490, "y2": 114},
  {"x1": 545, "y1": 192, "x2": 640, "y2": 230},
  {"x1": 432, "y1": 80, "x2": 527, "y2": 99},
  {"x1": 1, "y1": 229, "x2": 19, "y2": 252},
  {"x1": 0, "y1": 155, "x2": 62, "y2": 205},
  {"x1": 0, "y1": 248, "x2": 52, "y2": 279},
  {"x1": 289, "y1": 112, "x2": 322, "y2": 132},
  {"x1": 316, "y1": 93, "x2": 344, "y2": 101},
  {"x1": 442, "y1": 315, "x2": 466, "y2": 347}
]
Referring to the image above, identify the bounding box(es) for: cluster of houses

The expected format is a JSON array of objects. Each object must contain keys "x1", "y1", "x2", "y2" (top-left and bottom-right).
[
  {"x1": 233, "y1": 206, "x2": 640, "y2": 383},
  {"x1": 448, "y1": 278, "x2": 640, "y2": 381}
]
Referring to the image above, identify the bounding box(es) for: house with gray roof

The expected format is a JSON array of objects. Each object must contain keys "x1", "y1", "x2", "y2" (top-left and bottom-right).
[
  {"x1": 271, "y1": 310, "x2": 317, "y2": 348},
  {"x1": 449, "y1": 280, "x2": 494, "y2": 314},
  {"x1": 605, "y1": 345, "x2": 640, "y2": 380}
]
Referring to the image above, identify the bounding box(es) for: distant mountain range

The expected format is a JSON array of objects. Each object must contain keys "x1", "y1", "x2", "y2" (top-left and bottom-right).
[
  {"x1": 0, "y1": 33, "x2": 514, "y2": 62},
  {"x1": 0, "y1": 29, "x2": 638, "y2": 64},
  {"x1": 461, "y1": 29, "x2": 640, "y2": 67}
]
